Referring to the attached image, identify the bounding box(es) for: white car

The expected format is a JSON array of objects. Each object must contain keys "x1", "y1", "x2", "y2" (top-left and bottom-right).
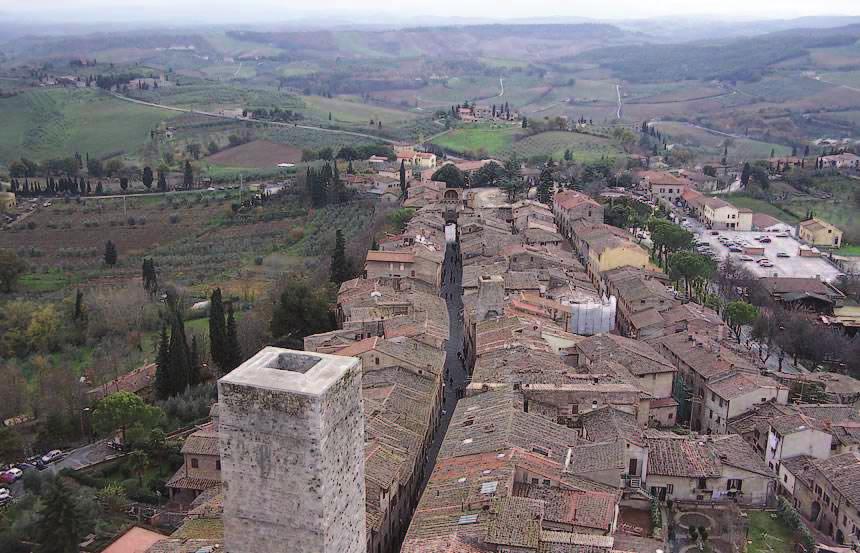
[
  {"x1": 41, "y1": 450, "x2": 65, "y2": 464},
  {"x1": 0, "y1": 488, "x2": 10, "y2": 503},
  {"x1": 3, "y1": 468, "x2": 22, "y2": 481}
]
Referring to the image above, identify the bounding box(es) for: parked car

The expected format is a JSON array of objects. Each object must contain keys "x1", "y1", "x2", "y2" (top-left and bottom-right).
[
  {"x1": 711, "y1": 230, "x2": 719, "y2": 236},
  {"x1": 739, "y1": 256, "x2": 755, "y2": 262},
  {"x1": 759, "y1": 237, "x2": 772, "y2": 243},
  {"x1": 41, "y1": 450, "x2": 65, "y2": 464},
  {"x1": 776, "y1": 233, "x2": 790, "y2": 238},
  {"x1": 729, "y1": 247, "x2": 743, "y2": 253},
  {"x1": 0, "y1": 472, "x2": 14, "y2": 484},
  {"x1": 0, "y1": 488, "x2": 11, "y2": 504},
  {"x1": 2, "y1": 468, "x2": 22, "y2": 482},
  {"x1": 759, "y1": 261, "x2": 774, "y2": 268},
  {"x1": 776, "y1": 252, "x2": 790, "y2": 258}
]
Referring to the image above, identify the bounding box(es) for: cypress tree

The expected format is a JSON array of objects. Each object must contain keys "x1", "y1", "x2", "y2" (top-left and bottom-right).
[
  {"x1": 104, "y1": 240, "x2": 117, "y2": 266},
  {"x1": 35, "y1": 480, "x2": 84, "y2": 553},
  {"x1": 399, "y1": 160, "x2": 407, "y2": 195},
  {"x1": 224, "y1": 304, "x2": 242, "y2": 373},
  {"x1": 167, "y1": 313, "x2": 190, "y2": 394},
  {"x1": 189, "y1": 335, "x2": 201, "y2": 386},
  {"x1": 209, "y1": 288, "x2": 227, "y2": 372},
  {"x1": 73, "y1": 289, "x2": 84, "y2": 321},
  {"x1": 183, "y1": 160, "x2": 194, "y2": 189},
  {"x1": 330, "y1": 229, "x2": 349, "y2": 284},
  {"x1": 158, "y1": 170, "x2": 167, "y2": 191},
  {"x1": 154, "y1": 324, "x2": 171, "y2": 400}
]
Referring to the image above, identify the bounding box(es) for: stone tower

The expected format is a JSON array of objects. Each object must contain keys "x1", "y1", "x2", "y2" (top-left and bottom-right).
[
  {"x1": 476, "y1": 274, "x2": 505, "y2": 321},
  {"x1": 218, "y1": 347, "x2": 366, "y2": 553}
]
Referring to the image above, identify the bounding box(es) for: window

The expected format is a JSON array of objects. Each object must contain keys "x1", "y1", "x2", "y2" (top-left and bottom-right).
[
  {"x1": 712, "y1": 392, "x2": 717, "y2": 402},
  {"x1": 698, "y1": 478, "x2": 707, "y2": 490},
  {"x1": 191, "y1": 458, "x2": 199, "y2": 469},
  {"x1": 216, "y1": 460, "x2": 221, "y2": 471},
  {"x1": 543, "y1": 479, "x2": 551, "y2": 486},
  {"x1": 532, "y1": 446, "x2": 550, "y2": 457},
  {"x1": 669, "y1": 413, "x2": 674, "y2": 420},
  {"x1": 375, "y1": 357, "x2": 380, "y2": 365},
  {"x1": 784, "y1": 475, "x2": 788, "y2": 483},
  {"x1": 727, "y1": 479, "x2": 743, "y2": 491},
  {"x1": 667, "y1": 484, "x2": 674, "y2": 495}
]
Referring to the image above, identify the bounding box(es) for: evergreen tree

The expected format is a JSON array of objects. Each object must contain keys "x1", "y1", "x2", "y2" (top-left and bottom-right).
[
  {"x1": 740, "y1": 162, "x2": 752, "y2": 186},
  {"x1": 521, "y1": 116, "x2": 528, "y2": 129},
  {"x1": 224, "y1": 304, "x2": 242, "y2": 373},
  {"x1": 35, "y1": 479, "x2": 84, "y2": 553},
  {"x1": 142, "y1": 258, "x2": 158, "y2": 295},
  {"x1": 167, "y1": 312, "x2": 190, "y2": 394},
  {"x1": 142, "y1": 166, "x2": 154, "y2": 189},
  {"x1": 154, "y1": 324, "x2": 171, "y2": 400},
  {"x1": 537, "y1": 168, "x2": 554, "y2": 205},
  {"x1": 189, "y1": 335, "x2": 201, "y2": 386},
  {"x1": 183, "y1": 160, "x2": 194, "y2": 189},
  {"x1": 73, "y1": 289, "x2": 84, "y2": 321},
  {"x1": 157, "y1": 170, "x2": 167, "y2": 191},
  {"x1": 347, "y1": 159, "x2": 354, "y2": 174},
  {"x1": 209, "y1": 288, "x2": 227, "y2": 372},
  {"x1": 804, "y1": 145, "x2": 810, "y2": 157},
  {"x1": 399, "y1": 160, "x2": 407, "y2": 196},
  {"x1": 330, "y1": 229, "x2": 350, "y2": 284},
  {"x1": 104, "y1": 240, "x2": 117, "y2": 266}
]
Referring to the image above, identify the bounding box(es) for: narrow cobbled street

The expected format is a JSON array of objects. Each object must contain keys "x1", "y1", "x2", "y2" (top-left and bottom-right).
[{"x1": 419, "y1": 237, "x2": 465, "y2": 487}]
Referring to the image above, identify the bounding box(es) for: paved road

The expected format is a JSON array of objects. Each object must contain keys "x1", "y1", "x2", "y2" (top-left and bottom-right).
[
  {"x1": 419, "y1": 238, "x2": 465, "y2": 488},
  {"x1": 107, "y1": 91, "x2": 399, "y2": 144},
  {"x1": 5, "y1": 440, "x2": 120, "y2": 501}
]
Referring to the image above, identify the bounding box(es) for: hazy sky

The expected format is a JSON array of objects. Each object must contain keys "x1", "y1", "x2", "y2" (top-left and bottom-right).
[{"x1": 6, "y1": 0, "x2": 860, "y2": 24}]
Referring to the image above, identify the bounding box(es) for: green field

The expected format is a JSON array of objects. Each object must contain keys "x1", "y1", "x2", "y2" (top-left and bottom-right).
[
  {"x1": 299, "y1": 95, "x2": 420, "y2": 124},
  {"x1": 0, "y1": 88, "x2": 177, "y2": 163},
  {"x1": 745, "y1": 511, "x2": 794, "y2": 553},
  {"x1": 432, "y1": 124, "x2": 521, "y2": 156},
  {"x1": 508, "y1": 131, "x2": 622, "y2": 161},
  {"x1": 651, "y1": 121, "x2": 791, "y2": 162},
  {"x1": 432, "y1": 125, "x2": 623, "y2": 161}
]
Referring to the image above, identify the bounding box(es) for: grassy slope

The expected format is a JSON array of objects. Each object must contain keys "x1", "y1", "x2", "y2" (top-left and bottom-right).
[
  {"x1": 0, "y1": 88, "x2": 176, "y2": 163},
  {"x1": 432, "y1": 124, "x2": 521, "y2": 155},
  {"x1": 433, "y1": 125, "x2": 622, "y2": 161},
  {"x1": 299, "y1": 95, "x2": 420, "y2": 124},
  {"x1": 509, "y1": 131, "x2": 622, "y2": 161},
  {"x1": 723, "y1": 195, "x2": 802, "y2": 224},
  {"x1": 745, "y1": 511, "x2": 794, "y2": 553}
]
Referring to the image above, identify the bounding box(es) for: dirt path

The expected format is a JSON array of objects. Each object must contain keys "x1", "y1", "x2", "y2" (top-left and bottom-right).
[
  {"x1": 107, "y1": 91, "x2": 399, "y2": 144},
  {"x1": 616, "y1": 84, "x2": 623, "y2": 119}
]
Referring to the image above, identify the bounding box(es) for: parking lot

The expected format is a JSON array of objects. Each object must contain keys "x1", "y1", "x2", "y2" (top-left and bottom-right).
[{"x1": 695, "y1": 229, "x2": 843, "y2": 282}]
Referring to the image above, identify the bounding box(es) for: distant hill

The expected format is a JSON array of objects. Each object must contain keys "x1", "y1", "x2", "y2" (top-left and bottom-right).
[
  {"x1": 227, "y1": 24, "x2": 633, "y2": 61},
  {"x1": 577, "y1": 24, "x2": 860, "y2": 82}
]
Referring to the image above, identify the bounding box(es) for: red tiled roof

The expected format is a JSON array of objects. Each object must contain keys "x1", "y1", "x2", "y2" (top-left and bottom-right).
[
  {"x1": 366, "y1": 250, "x2": 415, "y2": 263},
  {"x1": 554, "y1": 191, "x2": 600, "y2": 210},
  {"x1": 334, "y1": 336, "x2": 380, "y2": 357}
]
